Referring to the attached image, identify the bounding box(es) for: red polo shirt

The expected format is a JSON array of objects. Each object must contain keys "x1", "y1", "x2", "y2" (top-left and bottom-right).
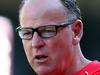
[{"x1": 74, "y1": 61, "x2": 100, "y2": 75}]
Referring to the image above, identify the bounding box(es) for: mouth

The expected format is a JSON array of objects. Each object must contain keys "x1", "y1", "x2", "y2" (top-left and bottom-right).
[
  {"x1": 34, "y1": 54, "x2": 48, "y2": 63},
  {"x1": 35, "y1": 55, "x2": 48, "y2": 59}
]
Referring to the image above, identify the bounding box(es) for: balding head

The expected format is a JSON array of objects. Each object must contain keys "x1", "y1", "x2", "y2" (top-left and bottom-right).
[{"x1": 20, "y1": 0, "x2": 81, "y2": 21}]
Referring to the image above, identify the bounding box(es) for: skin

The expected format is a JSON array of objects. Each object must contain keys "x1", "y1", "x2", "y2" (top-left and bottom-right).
[{"x1": 19, "y1": 0, "x2": 90, "y2": 75}]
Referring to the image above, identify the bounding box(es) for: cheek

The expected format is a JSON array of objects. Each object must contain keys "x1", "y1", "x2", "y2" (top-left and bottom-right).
[
  {"x1": 45, "y1": 30, "x2": 74, "y2": 63},
  {"x1": 47, "y1": 34, "x2": 73, "y2": 58},
  {"x1": 47, "y1": 30, "x2": 73, "y2": 53},
  {"x1": 45, "y1": 37, "x2": 74, "y2": 71}
]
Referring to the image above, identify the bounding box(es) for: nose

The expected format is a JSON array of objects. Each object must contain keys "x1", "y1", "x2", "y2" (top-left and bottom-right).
[{"x1": 31, "y1": 32, "x2": 45, "y2": 48}]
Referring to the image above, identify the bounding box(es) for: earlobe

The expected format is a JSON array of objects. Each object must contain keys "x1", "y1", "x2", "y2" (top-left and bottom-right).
[{"x1": 72, "y1": 36, "x2": 80, "y2": 45}]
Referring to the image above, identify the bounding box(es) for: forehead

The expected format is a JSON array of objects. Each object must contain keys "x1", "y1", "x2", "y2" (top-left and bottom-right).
[
  {"x1": 20, "y1": 0, "x2": 68, "y2": 26},
  {"x1": 21, "y1": 0, "x2": 64, "y2": 13}
]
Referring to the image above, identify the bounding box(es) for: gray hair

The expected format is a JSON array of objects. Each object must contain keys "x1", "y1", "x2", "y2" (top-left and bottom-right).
[{"x1": 60, "y1": 0, "x2": 82, "y2": 20}]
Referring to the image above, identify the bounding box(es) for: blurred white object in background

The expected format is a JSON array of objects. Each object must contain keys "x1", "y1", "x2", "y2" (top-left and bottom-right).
[{"x1": 0, "y1": 16, "x2": 13, "y2": 75}]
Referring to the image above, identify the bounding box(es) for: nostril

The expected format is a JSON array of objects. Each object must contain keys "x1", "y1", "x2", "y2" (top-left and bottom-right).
[{"x1": 32, "y1": 41, "x2": 45, "y2": 48}]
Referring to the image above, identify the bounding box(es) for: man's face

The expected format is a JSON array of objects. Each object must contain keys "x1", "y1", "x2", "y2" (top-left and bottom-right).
[{"x1": 20, "y1": 0, "x2": 75, "y2": 75}]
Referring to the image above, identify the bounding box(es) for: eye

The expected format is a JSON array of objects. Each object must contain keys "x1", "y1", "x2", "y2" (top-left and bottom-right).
[
  {"x1": 21, "y1": 29, "x2": 32, "y2": 36},
  {"x1": 23, "y1": 31, "x2": 32, "y2": 35},
  {"x1": 37, "y1": 26, "x2": 57, "y2": 38},
  {"x1": 38, "y1": 26, "x2": 56, "y2": 32}
]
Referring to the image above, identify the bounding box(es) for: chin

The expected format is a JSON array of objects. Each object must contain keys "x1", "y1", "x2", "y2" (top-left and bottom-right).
[{"x1": 33, "y1": 66, "x2": 55, "y2": 75}]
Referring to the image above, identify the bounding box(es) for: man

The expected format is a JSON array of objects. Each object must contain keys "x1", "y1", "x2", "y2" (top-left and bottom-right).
[
  {"x1": 16, "y1": 0, "x2": 100, "y2": 75},
  {"x1": 0, "y1": 16, "x2": 14, "y2": 75}
]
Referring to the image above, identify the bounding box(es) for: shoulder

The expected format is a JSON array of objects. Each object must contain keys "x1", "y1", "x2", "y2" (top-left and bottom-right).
[
  {"x1": 74, "y1": 60, "x2": 100, "y2": 75},
  {"x1": 90, "y1": 60, "x2": 100, "y2": 75}
]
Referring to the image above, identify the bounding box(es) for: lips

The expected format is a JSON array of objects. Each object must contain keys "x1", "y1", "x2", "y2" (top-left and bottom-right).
[
  {"x1": 35, "y1": 55, "x2": 48, "y2": 60},
  {"x1": 34, "y1": 54, "x2": 48, "y2": 63}
]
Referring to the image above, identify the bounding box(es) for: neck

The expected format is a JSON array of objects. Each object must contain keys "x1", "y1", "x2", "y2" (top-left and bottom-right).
[{"x1": 64, "y1": 45, "x2": 91, "y2": 75}]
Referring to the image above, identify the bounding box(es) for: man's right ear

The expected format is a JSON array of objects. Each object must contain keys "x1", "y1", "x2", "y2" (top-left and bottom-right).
[{"x1": 72, "y1": 19, "x2": 83, "y2": 45}]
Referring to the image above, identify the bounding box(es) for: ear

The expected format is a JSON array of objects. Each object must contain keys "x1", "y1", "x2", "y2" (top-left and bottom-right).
[{"x1": 72, "y1": 19, "x2": 83, "y2": 45}]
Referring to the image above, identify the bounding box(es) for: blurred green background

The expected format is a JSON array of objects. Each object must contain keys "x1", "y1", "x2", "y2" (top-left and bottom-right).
[{"x1": 0, "y1": 0, "x2": 100, "y2": 75}]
